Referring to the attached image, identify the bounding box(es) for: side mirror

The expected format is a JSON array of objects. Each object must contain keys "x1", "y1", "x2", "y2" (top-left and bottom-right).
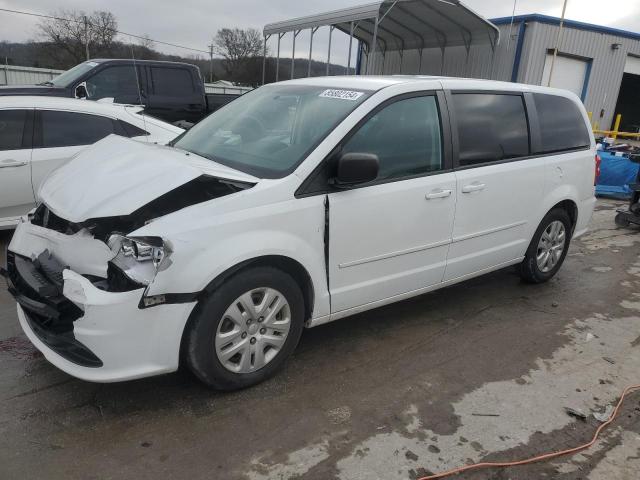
[
  {"x1": 334, "y1": 152, "x2": 379, "y2": 187},
  {"x1": 75, "y1": 82, "x2": 88, "y2": 99}
]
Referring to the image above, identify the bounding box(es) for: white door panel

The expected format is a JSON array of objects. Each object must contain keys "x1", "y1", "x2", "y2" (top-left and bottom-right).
[
  {"x1": 329, "y1": 173, "x2": 456, "y2": 312},
  {"x1": 445, "y1": 159, "x2": 545, "y2": 280},
  {"x1": 0, "y1": 149, "x2": 35, "y2": 222},
  {"x1": 31, "y1": 145, "x2": 84, "y2": 196}
]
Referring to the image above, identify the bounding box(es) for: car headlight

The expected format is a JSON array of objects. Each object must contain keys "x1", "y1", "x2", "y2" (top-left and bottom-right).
[{"x1": 108, "y1": 234, "x2": 170, "y2": 286}]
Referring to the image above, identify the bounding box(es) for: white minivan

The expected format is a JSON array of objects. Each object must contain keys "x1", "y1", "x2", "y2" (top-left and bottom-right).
[{"x1": 3, "y1": 76, "x2": 596, "y2": 390}]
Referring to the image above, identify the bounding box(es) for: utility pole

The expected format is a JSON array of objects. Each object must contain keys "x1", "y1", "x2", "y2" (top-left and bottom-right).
[
  {"x1": 208, "y1": 42, "x2": 214, "y2": 83},
  {"x1": 547, "y1": 0, "x2": 568, "y2": 87},
  {"x1": 83, "y1": 15, "x2": 90, "y2": 60}
]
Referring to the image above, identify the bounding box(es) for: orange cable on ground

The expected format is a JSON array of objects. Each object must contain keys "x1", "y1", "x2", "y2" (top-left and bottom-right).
[{"x1": 417, "y1": 383, "x2": 640, "y2": 480}]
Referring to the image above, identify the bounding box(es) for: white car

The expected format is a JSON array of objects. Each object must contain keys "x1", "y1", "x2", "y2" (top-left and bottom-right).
[
  {"x1": 3, "y1": 76, "x2": 597, "y2": 390},
  {"x1": 0, "y1": 96, "x2": 183, "y2": 228}
]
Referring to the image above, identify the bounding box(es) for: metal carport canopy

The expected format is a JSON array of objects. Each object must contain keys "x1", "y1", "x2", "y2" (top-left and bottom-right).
[{"x1": 263, "y1": 0, "x2": 500, "y2": 53}]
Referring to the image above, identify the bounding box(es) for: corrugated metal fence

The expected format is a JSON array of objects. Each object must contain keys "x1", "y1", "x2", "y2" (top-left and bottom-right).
[{"x1": 0, "y1": 64, "x2": 64, "y2": 86}]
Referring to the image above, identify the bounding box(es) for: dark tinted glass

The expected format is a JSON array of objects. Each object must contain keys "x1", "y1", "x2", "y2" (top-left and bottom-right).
[
  {"x1": 151, "y1": 67, "x2": 194, "y2": 95},
  {"x1": 342, "y1": 96, "x2": 442, "y2": 180},
  {"x1": 534, "y1": 93, "x2": 590, "y2": 153},
  {"x1": 86, "y1": 65, "x2": 140, "y2": 99},
  {"x1": 41, "y1": 111, "x2": 115, "y2": 148},
  {"x1": 119, "y1": 120, "x2": 149, "y2": 137},
  {"x1": 453, "y1": 94, "x2": 529, "y2": 166},
  {"x1": 0, "y1": 110, "x2": 27, "y2": 151}
]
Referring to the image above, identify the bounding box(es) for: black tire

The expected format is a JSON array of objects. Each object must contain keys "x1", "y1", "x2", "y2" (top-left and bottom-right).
[
  {"x1": 185, "y1": 266, "x2": 305, "y2": 390},
  {"x1": 519, "y1": 208, "x2": 572, "y2": 284}
]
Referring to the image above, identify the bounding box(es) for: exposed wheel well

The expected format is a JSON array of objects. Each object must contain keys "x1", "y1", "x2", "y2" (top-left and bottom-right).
[
  {"x1": 551, "y1": 200, "x2": 578, "y2": 233},
  {"x1": 201, "y1": 255, "x2": 314, "y2": 323}
]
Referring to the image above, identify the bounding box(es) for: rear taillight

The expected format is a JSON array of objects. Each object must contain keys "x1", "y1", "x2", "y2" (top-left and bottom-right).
[{"x1": 594, "y1": 154, "x2": 601, "y2": 186}]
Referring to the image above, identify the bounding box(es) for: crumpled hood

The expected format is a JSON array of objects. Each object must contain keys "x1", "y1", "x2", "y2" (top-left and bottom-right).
[{"x1": 39, "y1": 135, "x2": 258, "y2": 223}]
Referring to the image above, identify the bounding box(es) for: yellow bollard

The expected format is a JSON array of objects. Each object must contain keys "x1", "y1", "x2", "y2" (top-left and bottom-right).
[
  {"x1": 588, "y1": 111, "x2": 593, "y2": 127},
  {"x1": 612, "y1": 113, "x2": 622, "y2": 140}
]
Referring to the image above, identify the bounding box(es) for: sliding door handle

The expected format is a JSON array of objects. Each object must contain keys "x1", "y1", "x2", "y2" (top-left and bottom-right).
[
  {"x1": 461, "y1": 182, "x2": 486, "y2": 193},
  {"x1": 425, "y1": 188, "x2": 452, "y2": 200}
]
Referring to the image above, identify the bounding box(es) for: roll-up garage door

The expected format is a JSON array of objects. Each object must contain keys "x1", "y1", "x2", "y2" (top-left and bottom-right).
[{"x1": 541, "y1": 53, "x2": 590, "y2": 99}]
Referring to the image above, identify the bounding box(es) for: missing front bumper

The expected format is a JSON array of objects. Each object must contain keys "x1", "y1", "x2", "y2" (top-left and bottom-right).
[{"x1": 2, "y1": 251, "x2": 102, "y2": 368}]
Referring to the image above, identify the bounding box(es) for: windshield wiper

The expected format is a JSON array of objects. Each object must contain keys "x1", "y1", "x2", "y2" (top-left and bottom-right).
[{"x1": 38, "y1": 81, "x2": 54, "y2": 86}]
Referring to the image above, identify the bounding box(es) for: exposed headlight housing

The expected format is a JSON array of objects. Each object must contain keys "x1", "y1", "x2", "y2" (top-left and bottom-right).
[{"x1": 108, "y1": 235, "x2": 170, "y2": 286}]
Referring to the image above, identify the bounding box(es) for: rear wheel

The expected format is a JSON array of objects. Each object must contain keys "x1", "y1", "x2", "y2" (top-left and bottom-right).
[
  {"x1": 185, "y1": 266, "x2": 305, "y2": 390},
  {"x1": 519, "y1": 209, "x2": 572, "y2": 283}
]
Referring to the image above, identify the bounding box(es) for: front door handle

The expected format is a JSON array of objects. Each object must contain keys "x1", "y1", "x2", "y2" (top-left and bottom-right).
[
  {"x1": 425, "y1": 188, "x2": 452, "y2": 200},
  {"x1": 461, "y1": 182, "x2": 486, "y2": 193},
  {"x1": 0, "y1": 159, "x2": 28, "y2": 168}
]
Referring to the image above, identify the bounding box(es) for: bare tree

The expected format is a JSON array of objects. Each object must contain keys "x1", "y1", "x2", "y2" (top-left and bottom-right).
[
  {"x1": 213, "y1": 28, "x2": 264, "y2": 82},
  {"x1": 138, "y1": 34, "x2": 154, "y2": 51},
  {"x1": 37, "y1": 10, "x2": 117, "y2": 64}
]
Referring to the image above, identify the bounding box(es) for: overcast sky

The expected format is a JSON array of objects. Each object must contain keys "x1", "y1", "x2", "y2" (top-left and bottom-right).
[{"x1": 1, "y1": 0, "x2": 639, "y2": 66}]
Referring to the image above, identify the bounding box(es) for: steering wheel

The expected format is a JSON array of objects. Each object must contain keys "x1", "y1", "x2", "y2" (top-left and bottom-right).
[{"x1": 233, "y1": 115, "x2": 266, "y2": 142}]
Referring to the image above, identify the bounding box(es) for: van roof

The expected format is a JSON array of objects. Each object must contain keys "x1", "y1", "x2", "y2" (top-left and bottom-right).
[{"x1": 275, "y1": 75, "x2": 581, "y2": 100}]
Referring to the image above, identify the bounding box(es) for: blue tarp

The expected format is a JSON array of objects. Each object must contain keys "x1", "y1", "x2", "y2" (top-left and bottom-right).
[{"x1": 595, "y1": 151, "x2": 640, "y2": 199}]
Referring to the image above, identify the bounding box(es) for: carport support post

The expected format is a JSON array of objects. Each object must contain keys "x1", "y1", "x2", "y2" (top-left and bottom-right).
[
  {"x1": 276, "y1": 33, "x2": 284, "y2": 82},
  {"x1": 369, "y1": 16, "x2": 379, "y2": 75},
  {"x1": 347, "y1": 21, "x2": 355, "y2": 74},
  {"x1": 326, "y1": 26, "x2": 335, "y2": 76},
  {"x1": 308, "y1": 27, "x2": 318, "y2": 77},
  {"x1": 261, "y1": 34, "x2": 270, "y2": 85},
  {"x1": 291, "y1": 30, "x2": 300, "y2": 79}
]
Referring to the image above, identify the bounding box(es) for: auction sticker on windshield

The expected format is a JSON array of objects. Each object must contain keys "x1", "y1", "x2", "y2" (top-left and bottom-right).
[{"x1": 319, "y1": 89, "x2": 364, "y2": 101}]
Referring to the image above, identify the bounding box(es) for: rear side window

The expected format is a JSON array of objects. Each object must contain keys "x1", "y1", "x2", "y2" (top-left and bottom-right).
[
  {"x1": 41, "y1": 111, "x2": 115, "y2": 148},
  {"x1": 452, "y1": 93, "x2": 529, "y2": 167},
  {"x1": 533, "y1": 93, "x2": 590, "y2": 153},
  {"x1": 0, "y1": 110, "x2": 27, "y2": 151},
  {"x1": 151, "y1": 67, "x2": 194, "y2": 95},
  {"x1": 342, "y1": 95, "x2": 443, "y2": 180}
]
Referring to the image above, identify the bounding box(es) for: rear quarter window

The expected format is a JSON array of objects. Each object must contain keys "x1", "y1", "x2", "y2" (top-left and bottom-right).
[
  {"x1": 117, "y1": 120, "x2": 149, "y2": 137},
  {"x1": 533, "y1": 93, "x2": 590, "y2": 153}
]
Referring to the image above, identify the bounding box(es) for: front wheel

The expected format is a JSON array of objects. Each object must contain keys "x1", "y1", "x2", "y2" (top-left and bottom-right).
[
  {"x1": 185, "y1": 266, "x2": 305, "y2": 390},
  {"x1": 519, "y1": 209, "x2": 572, "y2": 283}
]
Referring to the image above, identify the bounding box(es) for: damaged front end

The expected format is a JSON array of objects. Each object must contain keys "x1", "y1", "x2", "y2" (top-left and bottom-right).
[
  {"x1": 28, "y1": 174, "x2": 251, "y2": 293},
  {"x1": 2, "y1": 174, "x2": 253, "y2": 380},
  {"x1": 2, "y1": 250, "x2": 100, "y2": 367}
]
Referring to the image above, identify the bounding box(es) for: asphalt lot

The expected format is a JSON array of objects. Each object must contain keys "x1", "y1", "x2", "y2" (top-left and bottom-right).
[{"x1": 1, "y1": 198, "x2": 639, "y2": 480}]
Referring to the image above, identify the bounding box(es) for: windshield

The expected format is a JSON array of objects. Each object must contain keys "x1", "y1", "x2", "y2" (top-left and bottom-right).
[
  {"x1": 174, "y1": 84, "x2": 371, "y2": 178},
  {"x1": 49, "y1": 61, "x2": 99, "y2": 87}
]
